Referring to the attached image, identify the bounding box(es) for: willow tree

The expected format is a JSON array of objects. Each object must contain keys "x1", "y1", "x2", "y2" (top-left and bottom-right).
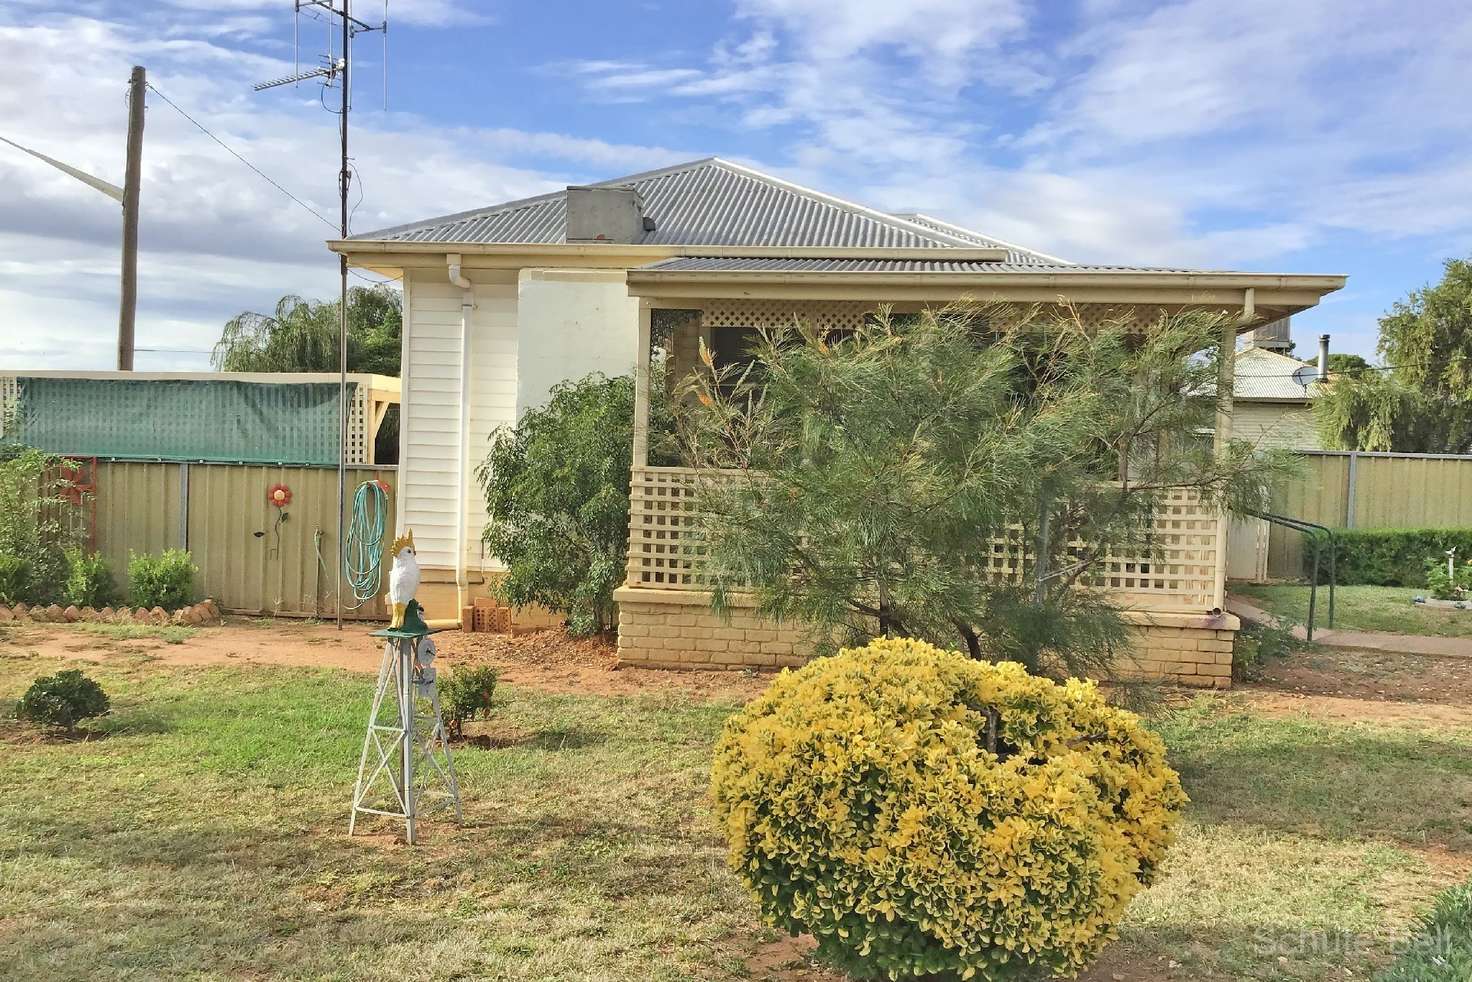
[
  {"x1": 1316, "y1": 258, "x2": 1472, "y2": 453},
  {"x1": 675, "y1": 303, "x2": 1291, "y2": 678}
]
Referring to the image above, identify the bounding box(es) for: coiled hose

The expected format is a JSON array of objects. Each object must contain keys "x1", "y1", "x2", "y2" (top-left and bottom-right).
[{"x1": 344, "y1": 480, "x2": 389, "y2": 610}]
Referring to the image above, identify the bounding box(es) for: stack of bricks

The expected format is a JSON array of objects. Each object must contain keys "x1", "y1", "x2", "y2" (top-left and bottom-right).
[{"x1": 615, "y1": 592, "x2": 807, "y2": 670}]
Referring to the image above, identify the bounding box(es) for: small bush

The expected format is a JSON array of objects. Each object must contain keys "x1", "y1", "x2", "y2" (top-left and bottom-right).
[
  {"x1": 1307, "y1": 528, "x2": 1472, "y2": 586},
  {"x1": 711, "y1": 638, "x2": 1187, "y2": 981},
  {"x1": 0, "y1": 554, "x2": 32, "y2": 605},
  {"x1": 1233, "y1": 621, "x2": 1305, "y2": 681},
  {"x1": 440, "y1": 664, "x2": 498, "y2": 738},
  {"x1": 1424, "y1": 557, "x2": 1472, "y2": 601},
  {"x1": 0, "y1": 448, "x2": 80, "y2": 604},
  {"x1": 15, "y1": 669, "x2": 110, "y2": 731},
  {"x1": 128, "y1": 549, "x2": 198, "y2": 610},
  {"x1": 1376, "y1": 878, "x2": 1472, "y2": 981},
  {"x1": 64, "y1": 548, "x2": 116, "y2": 607}
]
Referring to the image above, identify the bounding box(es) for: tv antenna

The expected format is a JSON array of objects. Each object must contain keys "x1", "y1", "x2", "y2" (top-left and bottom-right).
[{"x1": 254, "y1": 1, "x2": 387, "y2": 632}]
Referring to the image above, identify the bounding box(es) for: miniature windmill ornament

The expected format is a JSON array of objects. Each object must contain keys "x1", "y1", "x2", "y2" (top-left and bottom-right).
[{"x1": 349, "y1": 529, "x2": 460, "y2": 844}]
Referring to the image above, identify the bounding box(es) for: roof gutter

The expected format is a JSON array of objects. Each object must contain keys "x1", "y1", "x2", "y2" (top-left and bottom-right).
[{"x1": 623, "y1": 270, "x2": 1348, "y2": 291}]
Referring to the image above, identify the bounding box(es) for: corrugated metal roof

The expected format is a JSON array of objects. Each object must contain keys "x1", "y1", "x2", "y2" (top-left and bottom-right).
[
  {"x1": 889, "y1": 213, "x2": 1070, "y2": 266},
  {"x1": 1233, "y1": 345, "x2": 1318, "y2": 401},
  {"x1": 632, "y1": 256, "x2": 1196, "y2": 274},
  {"x1": 351, "y1": 158, "x2": 1038, "y2": 250}
]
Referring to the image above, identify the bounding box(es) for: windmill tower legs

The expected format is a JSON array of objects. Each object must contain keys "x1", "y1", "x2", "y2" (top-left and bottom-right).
[{"x1": 349, "y1": 636, "x2": 461, "y2": 844}]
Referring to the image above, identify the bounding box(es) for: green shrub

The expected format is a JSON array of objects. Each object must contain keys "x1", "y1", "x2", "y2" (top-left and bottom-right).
[
  {"x1": 128, "y1": 549, "x2": 198, "y2": 610},
  {"x1": 15, "y1": 669, "x2": 110, "y2": 731},
  {"x1": 0, "y1": 554, "x2": 32, "y2": 605},
  {"x1": 475, "y1": 372, "x2": 672, "y2": 636},
  {"x1": 0, "y1": 448, "x2": 81, "y2": 604},
  {"x1": 64, "y1": 548, "x2": 116, "y2": 607},
  {"x1": 1424, "y1": 556, "x2": 1472, "y2": 601},
  {"x1": 710, "y1": 638, "x2": 1187, "y2": 981},
  {"x1": 1376, "y1": 878, "x2": 1472, "y2": 981},
  {"x1": 1305, "y1": 527, "x2": 1472, "y2": 586},
  {"x1": 439, "y1": 664, "x2": 498, "y2": 738}
]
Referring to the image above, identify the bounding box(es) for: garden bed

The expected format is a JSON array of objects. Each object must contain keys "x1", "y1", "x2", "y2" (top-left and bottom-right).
[{"x1": 2, "y1": 622, "x2": 1469, "y2": 980}]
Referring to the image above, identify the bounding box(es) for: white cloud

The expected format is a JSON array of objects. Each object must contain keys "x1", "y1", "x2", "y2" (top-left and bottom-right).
[{"x1": 0, "y1": 9, "x2": 689, "y2": 370}]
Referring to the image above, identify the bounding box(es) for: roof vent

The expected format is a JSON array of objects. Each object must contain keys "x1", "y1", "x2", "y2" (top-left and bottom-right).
[{"x1": 565, "y1": 185, "x2": 646, "y2": 244}]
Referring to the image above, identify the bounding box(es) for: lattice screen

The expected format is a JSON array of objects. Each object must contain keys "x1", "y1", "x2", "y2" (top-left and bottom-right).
[
  {"x1": 0, "y1": 375, "x2": 375, "y2": 465},
  {"x1": 697, "y1": 300, "x2": 1169, "y2": 335},
  {"x1": 625, "y1": 466, "x2": 1221, "y2": 610},
  {"x1": 701, "y1": 300, "x2": 871, "y2": 332},
  {"x1": 626, "y1": 466, "x2": 711, "y2": 589}
]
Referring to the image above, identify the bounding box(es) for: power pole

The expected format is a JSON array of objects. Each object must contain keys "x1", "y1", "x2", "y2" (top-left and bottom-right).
[{"x1": 118, "y1": 65, "x2": 146, "y2": 371}]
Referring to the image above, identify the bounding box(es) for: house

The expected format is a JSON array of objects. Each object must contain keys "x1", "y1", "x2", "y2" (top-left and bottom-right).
[
  {"x1": 332, "y1": 157, "x2": 1345, "y2": 685},
  {"x1": 1230, "y1": 319, "x2": 1327, "y2": 451}
]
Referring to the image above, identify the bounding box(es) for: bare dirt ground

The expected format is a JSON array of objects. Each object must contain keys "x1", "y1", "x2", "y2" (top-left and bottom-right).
[
  {"x1": 0, "y1": 617, "x2": 777, "y2": 702},
  {"x1": 1230, "y1": 642, "x2": 1472, "y2": 725}
]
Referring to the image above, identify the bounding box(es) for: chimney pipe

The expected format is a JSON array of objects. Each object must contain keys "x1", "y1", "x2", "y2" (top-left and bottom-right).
[{"x1": 1318, "y1": 334, "x2": 1330, "y2": 381}]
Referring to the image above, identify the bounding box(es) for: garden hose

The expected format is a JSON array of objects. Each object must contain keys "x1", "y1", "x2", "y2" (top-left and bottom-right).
[{"x1": 344, "y1": 480, "x2": 389, "y2": 610}]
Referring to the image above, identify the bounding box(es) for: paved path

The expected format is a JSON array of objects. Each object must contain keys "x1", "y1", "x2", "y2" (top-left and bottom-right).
[{"x1": 1227, "y1": 595, "x2": 1472, "y2": 659}]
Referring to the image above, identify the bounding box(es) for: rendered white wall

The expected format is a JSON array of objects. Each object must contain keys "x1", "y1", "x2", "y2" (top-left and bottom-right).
[
  {"x1": 399, "y1": 267, "x2": 518, "y2": 573},
  {"x1": 515, "y1": 268, "x2": 639, "y2": 418}
]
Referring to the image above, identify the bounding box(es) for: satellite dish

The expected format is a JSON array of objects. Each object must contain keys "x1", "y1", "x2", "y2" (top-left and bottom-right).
[{"x1": 1292, "y1": 364, "x2": 1320, "y2": 388}]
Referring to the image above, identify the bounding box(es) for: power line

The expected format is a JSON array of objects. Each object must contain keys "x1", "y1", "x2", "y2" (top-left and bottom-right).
[{"x1": 146, "y1": 81, "x2": 338, "y2": 231}]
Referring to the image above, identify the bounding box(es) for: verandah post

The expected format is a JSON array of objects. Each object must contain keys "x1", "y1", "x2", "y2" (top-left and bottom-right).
[
  {"x1": 633, "y1": 300, "x2": 652, "y2": 469},
  {"x1": 1211, "y1": 310, "x2": 1238, "y2": 610}
]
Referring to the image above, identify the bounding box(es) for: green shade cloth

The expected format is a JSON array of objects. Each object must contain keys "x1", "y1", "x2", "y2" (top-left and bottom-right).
[{"x1": 12, "y1": 377, "x2": 353, "y2": 465}]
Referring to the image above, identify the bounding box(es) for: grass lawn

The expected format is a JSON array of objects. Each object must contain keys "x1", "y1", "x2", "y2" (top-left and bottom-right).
[
  {"x1": 1235, "y1": 583, "x2": 1472, "y2": 638},
  {"x1": 2, "y1": 634, "x2": 1469, "y2": 981}
]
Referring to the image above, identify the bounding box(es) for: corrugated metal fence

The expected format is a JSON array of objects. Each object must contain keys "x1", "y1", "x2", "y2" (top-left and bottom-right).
[
  {"x1": 92, "y1": 460, "x2": 396, "y2": 619},
  {"x1": 1266, "y1": 451, "x2": 1472, "y2": 578}
]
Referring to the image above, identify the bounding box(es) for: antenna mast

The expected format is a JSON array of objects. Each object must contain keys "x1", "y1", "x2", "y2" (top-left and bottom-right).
[{"x1": 255, "y1": 1, "x2": 386, "y2": 631}]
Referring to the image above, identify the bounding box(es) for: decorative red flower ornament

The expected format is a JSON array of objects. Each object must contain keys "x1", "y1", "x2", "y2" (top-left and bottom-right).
[{"x1": 267, "y1": 483, "x2": 292, "y2": 508}]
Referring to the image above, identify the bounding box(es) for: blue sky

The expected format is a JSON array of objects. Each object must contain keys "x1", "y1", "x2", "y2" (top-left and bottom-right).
[{"x1": 3, "y1": 0, "x2": 1470, "y2": 369}]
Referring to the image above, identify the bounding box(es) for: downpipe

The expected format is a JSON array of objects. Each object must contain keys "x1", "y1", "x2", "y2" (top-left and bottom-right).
[{"x1": 449, "y1": 254, "x2": 473, "y2": 627}]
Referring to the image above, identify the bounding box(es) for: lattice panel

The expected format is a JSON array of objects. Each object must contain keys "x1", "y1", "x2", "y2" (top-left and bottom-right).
[
  {"x1": 696, "y1": 300, "x2": 1170, "y2": 335},
  {"x1": 346, "y1": 384, "x2": 371, "y2": 465},
  {"x1": 0, "y1": 375, "x2": 17, "y2": 434},
  {"x1": 701, "y1": 300, "x2": 870, "y2": 333},
  {"x1": 626, "y1": 467, "x2": 1221, "y2": 610},
  {"x1": 1074, "y1": 487, "x2": 1220, "y2": 609},
  {"x1": 626, "y1": 467, "x2": 711, "y2": 589}
]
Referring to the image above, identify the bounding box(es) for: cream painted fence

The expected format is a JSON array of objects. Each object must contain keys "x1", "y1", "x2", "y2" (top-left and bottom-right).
[
  {"x1": 90, "y1": 460, "x2": 396, "y2": 618},
  {"x1": 626, "y1": 466, "x2": 1222, "y2": 612},
  {"x1": 1263, "y1": 451, "x2": 1472, "y2": 579}
]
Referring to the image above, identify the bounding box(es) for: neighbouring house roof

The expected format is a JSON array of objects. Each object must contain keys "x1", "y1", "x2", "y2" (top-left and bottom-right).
[
  {"x1": 1233, "y1": 345, "x2": 1319, "y2": 402},
  {"x1": 349, "y1": 157, "x2": 1064, "y2": 254}
]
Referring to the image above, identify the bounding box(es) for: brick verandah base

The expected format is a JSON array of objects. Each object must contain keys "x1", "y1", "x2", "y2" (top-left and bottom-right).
[{"x1": 613, "y1": 587, "x2": 1237, "y2": 687}]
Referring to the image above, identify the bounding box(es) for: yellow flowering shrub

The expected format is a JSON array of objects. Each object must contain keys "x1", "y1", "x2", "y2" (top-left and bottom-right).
[{"x1": 710, "y1": 638, "x2": 1187, "y2": 980}]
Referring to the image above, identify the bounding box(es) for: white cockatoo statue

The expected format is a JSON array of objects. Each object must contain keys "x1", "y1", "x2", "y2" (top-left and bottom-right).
[{"x1": 386, "y1": 529, "x2": 420, "y2": 629}]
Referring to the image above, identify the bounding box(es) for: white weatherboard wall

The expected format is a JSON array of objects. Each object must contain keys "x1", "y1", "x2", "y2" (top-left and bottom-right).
[
  {"x1": 515, "y1": 268, "x2": 640, "y2": 417},
  {"x1": 1235, "y1": 402, "x2": 1322, "y2": 450},
  {"x1": 399, "y1": 267, "x2": 519, "y2": 573}
]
